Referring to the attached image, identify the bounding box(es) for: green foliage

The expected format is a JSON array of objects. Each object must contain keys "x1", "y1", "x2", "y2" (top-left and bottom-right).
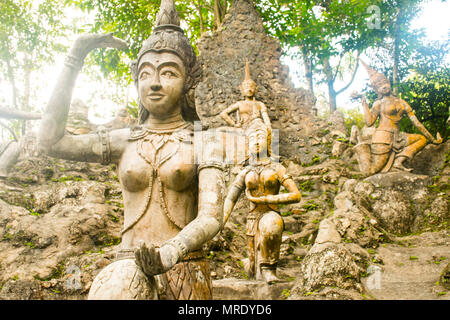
[
  {"x1": 67, "y1": 0, "x2": 230, "y2": 82},
  {"x1": 0, "y1": 0, "x2": 68, "y2": 137},
  {"x1": 302, "y1": 200, "x2": 320, "y2": 211},
  {"x1": 256, "y1": 0, "x2": 386, "y2": 110},
  {"x1": 340, "y1": 107, "x2": 365, "y2": 134},
  {"x1": 398, "y1": 68, "x2": 450, "y2": 140}
]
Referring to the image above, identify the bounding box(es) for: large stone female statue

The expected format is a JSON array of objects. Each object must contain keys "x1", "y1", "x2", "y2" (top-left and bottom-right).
[
  {"x1": 223, "y1": 119, "x2": 301, "y2": 283},
  {"x1": 352, "y1": 60, "x2": 443, "y2": 176},
  {"x1": 39, "y1": 0, "x2": 225, "y2": 300}
]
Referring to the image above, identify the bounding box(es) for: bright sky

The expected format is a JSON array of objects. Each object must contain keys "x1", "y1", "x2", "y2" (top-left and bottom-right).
[{"x1": 1, "y1": 0, "x2": 449, "y2": 130}]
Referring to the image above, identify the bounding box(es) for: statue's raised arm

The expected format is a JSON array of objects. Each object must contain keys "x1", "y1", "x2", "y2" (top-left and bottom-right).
[{"x1": 38, "y1": 33, "x2": 129, "y2": 164}]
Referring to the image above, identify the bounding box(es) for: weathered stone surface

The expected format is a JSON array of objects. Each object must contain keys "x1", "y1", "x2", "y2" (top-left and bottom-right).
[
  {"x1": 408, "y1": 140, "x2": 450, "y2": 176},
  {"x1": 314, "y1": 219, "x2": 341, "y2": 245},
  {"x1": 289, "y1": 243, "x2": 365, "y2": 299},
  {"x1": 213, "y1": 278, "x2": 292, "y2": 300},
  {"x1": 362, "y1": 232, "x2": 449, "y2": 300},
  {"x1": 365, "y1": 172, "x2": 435, "y2": 235},
  {"x1": 0, "y1": 157, "x2": 122, "y2": 300}
]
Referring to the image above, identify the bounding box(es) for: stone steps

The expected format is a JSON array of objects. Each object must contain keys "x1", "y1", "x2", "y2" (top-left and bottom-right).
[{"x1": 212, "y1": 278, "x2": 294, "y2": 300}]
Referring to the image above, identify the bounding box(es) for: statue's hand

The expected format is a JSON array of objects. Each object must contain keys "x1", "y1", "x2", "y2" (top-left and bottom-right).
[
  {"x1": 350, "y1": 91, "x2": 364, "y2": 101},
  {"x1": 432, "y1": 132, "x2": 443, "y2": 145},
  {"x1": 134, "y1": 241, "x2": 166, "y2": 277},
  {"x1": 245, "y1": 189, "x2": 265, "y2": 204},
  {"x1": 70, "y1": 33, "x2": 128, "y2": 59}
]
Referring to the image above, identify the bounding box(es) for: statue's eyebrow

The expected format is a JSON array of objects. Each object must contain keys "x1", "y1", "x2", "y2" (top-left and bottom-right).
[
  {"x1": 157, "y1": 61, "x2": 184, "y2": 74},
  {"x1": 138, "y1": 61, "x2": 155, "y2": 74},
  {"x1": 138, "y1": 61, "x2": 184, "y2": 75}
]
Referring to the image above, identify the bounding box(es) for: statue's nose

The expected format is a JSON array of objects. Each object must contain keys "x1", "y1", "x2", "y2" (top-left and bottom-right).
[{"x1": 150, "y1": 75, "x2": 162, "y2": 91}]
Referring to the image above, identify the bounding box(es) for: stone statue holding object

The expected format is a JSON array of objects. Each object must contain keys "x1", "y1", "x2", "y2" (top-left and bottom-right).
[
  {"x1": 351, "y1": 60, "x2": 443, "y2": 176},
  {"x1": 39, "y1": 0, "x2": 226, "y2": 300},
  {"x1": 223, "y1": 119, "x2": 301, "y2": 283}
]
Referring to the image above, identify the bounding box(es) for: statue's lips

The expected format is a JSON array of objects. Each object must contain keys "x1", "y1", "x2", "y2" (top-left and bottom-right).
[{"x1": 147, "y1": 93, "x2": 165, "y2": 100}]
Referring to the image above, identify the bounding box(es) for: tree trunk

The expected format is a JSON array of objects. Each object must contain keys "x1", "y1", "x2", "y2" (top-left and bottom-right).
[
  {"x1": 22, "y1": 55, "x2": 32, "y2": 135},
  {"x1": 301, "y1": 46, "x2": 314, "y2": 94},
  {"x1": 393, "y1": 7, "x2": 402, "y2": 95},
  {"x1": 5, "y1": 57, "x2": 19, "y2": 111},
  {"x1": 194, "y1": 1, "x2": 205, "y2": 34},
  {"x1": 322, "y1": 57, "x2": 337, "y2": 113},
  {"x1": 214, "y1": 0, "x2": 227, "y2": 29}
]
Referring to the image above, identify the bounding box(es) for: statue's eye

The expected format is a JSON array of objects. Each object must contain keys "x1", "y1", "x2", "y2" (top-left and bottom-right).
[
  {"x1": 161, "y1": 70, "x2": 177, "y2": 78},
  {"x1": 139, "y1": 71, "x2": 151, "y2": 80}
]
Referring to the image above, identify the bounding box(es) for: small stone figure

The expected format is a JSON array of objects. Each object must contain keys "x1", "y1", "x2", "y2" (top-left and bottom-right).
[
  {"x1": 220, "y1": 60, "x2": 271, "y2": 132},
  {"x1": 39, "y1": 0, "x2": 226, "y2": 300},
  {"x1": 351, "y1": 60, "x2": 442, "y2": 176},
  {"x1": 223, "y1": 119, "x2": 301, "y2": 283}
]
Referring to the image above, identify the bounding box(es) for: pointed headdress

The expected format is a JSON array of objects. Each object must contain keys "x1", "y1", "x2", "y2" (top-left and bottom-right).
[
  {"x1": 241, "y1": 59, "x2": 257, "y2": 88},
  {"x1": 131, "y1": 0, "x2": 201, "y2": 123},
  {"x1": 360, "y1": 59, "x2": 389, "y2": 90}
]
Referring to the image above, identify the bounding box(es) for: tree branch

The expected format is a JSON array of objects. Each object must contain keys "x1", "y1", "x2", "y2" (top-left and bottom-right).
[
  {"x1": 336, "y1": 51, "x2": 361, "y2": 95},
  {"x1": 0, "y1": 106, "x2": 42, "y2": 120},
  {"x1": 0, "y1": 121, "x2": 18, "y2": 141},
  {"x1": 332, "y1": 53, "x2": 344, "y2": 83}
]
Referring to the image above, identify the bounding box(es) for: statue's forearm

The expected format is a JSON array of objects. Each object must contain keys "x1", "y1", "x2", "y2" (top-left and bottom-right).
[
  {"x1": 363, "y1": 101, "x2": 376, "y2": 127},
  {"x1": 246, "y1": 190, "x2": 300, "y2": 205},
  {"x1": 39, "y1": 34, "x2": 127, "y2": 150},
  {"x1": 220, "y1": 111, "x2": 235, "y2": 126},
  {"x1": 410, "y1": 116, "x2": 434, "y2": 141},
  {"x1": 39, "y1": 48, "x2": 86, "y2": 151},
  {"x1": 0, "y1": 107, "x2": 41, "y2": 120},
  {"x1": 165, "y1": 167, "x2": 225, "y2": 257}
]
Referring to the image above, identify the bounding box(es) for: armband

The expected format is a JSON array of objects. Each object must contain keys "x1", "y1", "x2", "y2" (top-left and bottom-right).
[
  {"x1": 165, "y1": 238, "x2": 188, "y2": 259},
  {"x1": 197, "y1": 161, "x2": 225, "y2": 173},
  {"x1": 279, "y1": 173, "x2": 293, "y2": 184},
  {"x1": 64, "y1": 54, "x2": 84, "y2": 71}
]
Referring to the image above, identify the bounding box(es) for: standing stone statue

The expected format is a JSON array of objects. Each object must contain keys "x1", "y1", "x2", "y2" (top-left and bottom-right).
[
  {"x1": 39, "y1": 0, "x2": 226, "y2": 300},
  {"x1": 223, "y1": 119, "x2": 300, "y2": 283},
  {"x1": 351, "y1": 60, "x2": 443, "y2": 176},
  {"x1": 220, "y1": 60, "x2": 272, "y2": 132}
]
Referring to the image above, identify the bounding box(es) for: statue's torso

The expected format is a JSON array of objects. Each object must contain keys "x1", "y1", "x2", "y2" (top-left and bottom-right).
[
  {"x1": 378, "y1": 96, "x2": 406, "y2": 128},
  {"x1": 245, "y1": 163, "x2": 280, "y2": 213},
  {"x1": 372, "y1": 96, "x2": 407, "y2": 145},
  {"x1": 238, "y1": 100, "x2": 262, "y2": 127},
  {"x1": 118, "y1": 128, "x2": 198, "y2": 248}
]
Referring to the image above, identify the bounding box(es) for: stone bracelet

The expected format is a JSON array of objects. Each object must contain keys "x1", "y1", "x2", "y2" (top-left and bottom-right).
[{"x1": 64, "y1": 54, "x2": 84, "y2": 71}]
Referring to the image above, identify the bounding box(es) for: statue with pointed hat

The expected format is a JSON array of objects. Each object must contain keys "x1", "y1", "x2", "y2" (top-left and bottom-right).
[
  {"x1": 220, "y1": 60, "x2": 272, "y2": 133},
  {"x1": 350, "y1": 60, "x2": 443, "y2": 176},
  {"x1": 39, "y1": 0, "x2": 227, "y2": 300}
]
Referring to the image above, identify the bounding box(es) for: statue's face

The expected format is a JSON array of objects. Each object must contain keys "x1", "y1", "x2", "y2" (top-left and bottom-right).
[
  {"x1": 248, "y1": 128, "x2": 268, "y2": 157},
  {"x1": 138, "y1": 51, "x2": 186, "y2": 119},
  {"x1": 375, "y1": 79, "x2": 391, "y2": 96},
  {"x1": 241, "y1": 80, "x2": 256, "y2": 98}
]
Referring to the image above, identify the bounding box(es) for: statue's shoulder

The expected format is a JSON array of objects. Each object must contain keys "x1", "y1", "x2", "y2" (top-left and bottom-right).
[
  {"x1": 174, "y1": 125, "x2": 195, "y2": 145},
  {"x1": 128, "y1": 126, "x2": 148, "y2": 141}
]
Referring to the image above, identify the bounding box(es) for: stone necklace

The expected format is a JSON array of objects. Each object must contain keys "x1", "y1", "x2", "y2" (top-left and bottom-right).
[{"x1": 121, "y1": 122, "x2": 190, "y2": 235}]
